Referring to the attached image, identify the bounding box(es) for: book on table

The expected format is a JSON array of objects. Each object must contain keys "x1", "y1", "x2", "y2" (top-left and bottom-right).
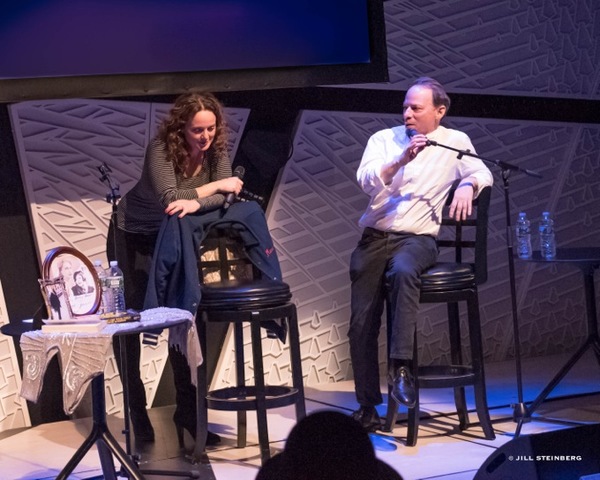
[{"x1": 41, "y1": 314, "x2": 106, "y2": 333}]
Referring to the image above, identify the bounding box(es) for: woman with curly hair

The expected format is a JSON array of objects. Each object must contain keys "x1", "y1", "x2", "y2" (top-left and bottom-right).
[{"x1": 107, "y1": 91, "x2": 242, "y2": 446}]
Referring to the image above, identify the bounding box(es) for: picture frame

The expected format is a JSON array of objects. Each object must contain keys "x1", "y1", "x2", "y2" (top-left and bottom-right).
[
  {"x1": 39, "y1": 276, "x2": 74, "y2": 321},
  {"x1": 41, "y1": 246, "x2": 102, "y2": 317},
  {"x1": 38, "y1": 277, "x2": 73, "y2": 322}
]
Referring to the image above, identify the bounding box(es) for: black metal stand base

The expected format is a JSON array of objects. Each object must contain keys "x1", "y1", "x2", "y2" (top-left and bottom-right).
[
  {"x1": 56, "y1": 375, "x2": 144, "y2": 480},
  {"x1": 513, "y1": 334, "x2": 600, "y2": 436},
  {"x1": 512, "y1": 250, "x2": 600, "y2": 437},
  {"x1": 99, "y1": 162, "x2": 203, "y2": 479},
  {"x1": 117, "y1": 337, "x2": 201, "y2": 479},
  {"x1": 511, "y1": 401, "x2": 528, "y2": 422},
  {"x1": 57, "y1": 371, "x2": 201, "y2": 480},
  {"x1": 421, "y1": 137, "x2": 543, "y2": 440}
]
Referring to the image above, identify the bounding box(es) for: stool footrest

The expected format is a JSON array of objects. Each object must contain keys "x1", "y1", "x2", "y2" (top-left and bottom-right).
[
  {"x1": 417, "y1": 365, "x2": 475, "y2": 388},
  {"x1": 207, "y1": 385, "x2": 301, "y2": 411}
]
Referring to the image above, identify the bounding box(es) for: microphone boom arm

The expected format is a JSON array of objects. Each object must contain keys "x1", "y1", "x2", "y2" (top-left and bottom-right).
[{"x1": 429, "y1": 140, "x2": 542, "y2": 179}]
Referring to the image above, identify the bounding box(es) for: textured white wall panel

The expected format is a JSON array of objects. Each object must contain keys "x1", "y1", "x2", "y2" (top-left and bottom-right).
[
  {"x1": 4, "y1": 0, "x2": 600, "y2": 419},
  {"x1": 361, "y1": 0, "x2": 600, "y2": 99},
  {"x1": 266, "y1": 110, "x2": 600, "y2": 388},
  {"x1": 0, "y1": 279, "x2": 31, "y2": 431},
  {"x1": 9, "y1": 99, "x2": 249, "y2": 416}
]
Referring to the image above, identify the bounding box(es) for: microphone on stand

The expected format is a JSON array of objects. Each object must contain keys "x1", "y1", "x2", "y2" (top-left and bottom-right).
[
  {"x1": 97, "y1": 162, "x2": 121, "y2": 204},
  {"x1": 223, "y1": 165, "x2": 245, "y2": 210}
]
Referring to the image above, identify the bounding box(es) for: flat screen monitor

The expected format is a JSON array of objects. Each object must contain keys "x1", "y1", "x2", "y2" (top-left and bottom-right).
[{"x1": 0, "y1": 0, "x2": 387, "y2": 102}]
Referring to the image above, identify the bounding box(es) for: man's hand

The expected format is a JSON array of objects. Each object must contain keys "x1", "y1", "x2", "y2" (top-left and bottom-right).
[
  {"x1": 448, "y1": 182, "x2": 476, "y2": 221},
  {"x1": 406, "y1": 133, "x2": 428, "y2": 161},
  {"x1": 381, "y1": 133, "x2": 429, "y2": 185}
]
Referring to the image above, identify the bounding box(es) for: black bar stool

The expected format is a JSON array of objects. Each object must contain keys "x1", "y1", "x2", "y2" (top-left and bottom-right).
[
  {"x1": 193, "y1": 227, "x2": 306, "y2": 465},
  {"x1": 383, "y1": 186, "x2": 495, "y2": 446}
]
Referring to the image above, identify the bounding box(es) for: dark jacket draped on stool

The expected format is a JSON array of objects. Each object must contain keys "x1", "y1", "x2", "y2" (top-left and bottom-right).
[{"x1": 144, "y1": 201, "x2": 282, "y2": 314}]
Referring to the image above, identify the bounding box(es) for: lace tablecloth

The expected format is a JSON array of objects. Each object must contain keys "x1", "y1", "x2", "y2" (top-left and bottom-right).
[{"x1": 19, "y1": 307, "x2": 200, "y2": 415}]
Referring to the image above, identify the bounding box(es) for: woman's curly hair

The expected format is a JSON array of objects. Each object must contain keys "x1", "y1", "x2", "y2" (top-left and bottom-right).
[{"x1": 158, "y1": 91, "x2": 228, "y2": 175}]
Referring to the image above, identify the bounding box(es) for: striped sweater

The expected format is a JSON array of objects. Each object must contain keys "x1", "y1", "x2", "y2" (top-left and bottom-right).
[{"x1": 117, "y1": 136, "x2": 232, "y2": 234}]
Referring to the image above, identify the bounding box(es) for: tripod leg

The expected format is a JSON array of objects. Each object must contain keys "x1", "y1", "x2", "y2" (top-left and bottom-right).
[
  {"x1": 97, "y1": 440, "x2": 117, "y2": 480},
  {"x1": 55, "y1": 426, "x2": 100, "y2": 480},
  {"x1": 525, "y1": 339, "x2": 592, "y2": 416},
  {"x1": 514, "y1": 417, "x2": 524, "y2": 438},
  {"x1": 100, "y1": 429, "x2": 145, "y2": 480}
]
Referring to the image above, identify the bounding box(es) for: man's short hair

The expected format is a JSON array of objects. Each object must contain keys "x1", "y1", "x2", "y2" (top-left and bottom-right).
[{"x1": 411, "y1": 77, "x2": 451, "y2": 112}]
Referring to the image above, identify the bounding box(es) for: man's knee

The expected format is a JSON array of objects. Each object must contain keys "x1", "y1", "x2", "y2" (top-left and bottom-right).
[{"x1": 387, "y1": 261, "x2": 420, "y2": 284}]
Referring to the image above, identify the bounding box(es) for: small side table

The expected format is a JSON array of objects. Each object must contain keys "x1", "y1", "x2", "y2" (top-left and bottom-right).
[
  {"x1": 3, "y1": 307, "x2": 199, "y2": 480},
  {"x1": 520, "y1": 247, "x2": 600, "y2": 417}
]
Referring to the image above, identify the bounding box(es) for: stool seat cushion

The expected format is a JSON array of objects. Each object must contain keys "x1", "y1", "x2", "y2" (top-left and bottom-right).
[
  {"x1": 420, "y1": 262, "x2": 475, "y2": 292},
  {"x1": 200, "y1": 279, "x2": 291, "y2": 309}
]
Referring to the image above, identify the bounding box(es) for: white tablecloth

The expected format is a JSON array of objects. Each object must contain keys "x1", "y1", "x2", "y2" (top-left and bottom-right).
[{"x1": 19, "y1": 307, "x2": 200, "y2": 415}]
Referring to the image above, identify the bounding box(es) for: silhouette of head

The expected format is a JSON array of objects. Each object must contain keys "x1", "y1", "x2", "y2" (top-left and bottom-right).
[{"x1": 256, "y1": 410, "x2": 403, "y2": 480}]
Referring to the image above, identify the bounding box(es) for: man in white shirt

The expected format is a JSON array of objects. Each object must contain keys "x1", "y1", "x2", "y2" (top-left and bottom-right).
[{"x1": 348, "y1": 77, "x2": 493, "y2": 432}]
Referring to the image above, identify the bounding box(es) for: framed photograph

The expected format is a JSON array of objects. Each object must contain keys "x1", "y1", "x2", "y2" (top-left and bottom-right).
[
  {"x1": 39, "y1": 276, "x2": 74, "y2": 321},
  {"x1": 42, "y1": 246, "x2": 101, "y2": 316}
]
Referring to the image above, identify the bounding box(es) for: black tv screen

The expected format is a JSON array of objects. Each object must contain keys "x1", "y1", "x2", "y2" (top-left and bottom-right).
[{"x1": 0, "y1": 0, "x2": 387, "y2": 102}]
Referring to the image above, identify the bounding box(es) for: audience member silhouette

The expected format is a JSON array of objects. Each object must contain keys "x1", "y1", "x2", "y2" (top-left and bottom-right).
[{"x1": 255, "y1": 410, "x2": 403, "y2": 480}]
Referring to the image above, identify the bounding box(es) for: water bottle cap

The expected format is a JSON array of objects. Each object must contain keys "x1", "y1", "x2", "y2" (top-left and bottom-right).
[
  {"x1": 518, "y1": 212, "x2": 526, "y2": 217},
  {"x1": 109, "y1": 260, "x2": 118, "y2": 267},
  {"x1": 94, "y1": 259, "x2": 102, "y2": 266}
]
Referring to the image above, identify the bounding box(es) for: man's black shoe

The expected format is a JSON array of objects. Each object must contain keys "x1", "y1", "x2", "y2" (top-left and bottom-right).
[
  {"x1": 389, "y1": 366, "x2": 416, "y2": 408},
  {"x1": 351, "y1": 406, "x2": 381, "y2": 432}
]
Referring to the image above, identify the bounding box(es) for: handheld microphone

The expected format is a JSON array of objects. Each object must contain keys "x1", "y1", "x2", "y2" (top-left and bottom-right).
[
  {"x1": 406, "y1": 128, "x2": 437, "y2": 146},
  {"x1": 223, "y1": 165, "x2": 245, "y2": 210}
]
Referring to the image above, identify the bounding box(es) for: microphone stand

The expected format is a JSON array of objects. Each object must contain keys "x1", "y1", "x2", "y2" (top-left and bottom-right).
[
  {"x1": 426, "y1": 139, "x2": 541, "y2": 438},
  {"x1": 97, "y1": 164, "x2": 137, "y2": 460},
  {"x1": 97, "y1": 163, "x2": 121, "y2": 254},
  {"x1": 96, "y1": 163, "x2": 199, "y2": 478}
]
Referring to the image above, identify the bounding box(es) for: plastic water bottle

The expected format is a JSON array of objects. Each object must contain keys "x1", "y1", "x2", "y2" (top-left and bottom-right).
[
  {"x1": 93, "y1": 260, "x2": 109, "y2": 314},
  {"x1": 106, "y1": 260, "x2": 126, "y2": 314},
  {"x1": 538, "y1": 211, "x2": 556, "y2": 259},
  {"x1": 515, "y1": 212, "x2": 532, "y2": 259}
]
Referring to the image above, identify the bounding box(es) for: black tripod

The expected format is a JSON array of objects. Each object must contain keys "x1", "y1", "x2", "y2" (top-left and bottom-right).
[
  {"x1": 97, "y1": 163, "x2": 200, "y2": 478},
  {"x1": 422, "y1": 139, "x2": 542, "y2": 438}
]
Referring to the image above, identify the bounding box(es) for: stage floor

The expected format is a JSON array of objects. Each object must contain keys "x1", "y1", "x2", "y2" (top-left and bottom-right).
[{"x1": 2, "y1": 350, "x2": 600, "y2": 480}]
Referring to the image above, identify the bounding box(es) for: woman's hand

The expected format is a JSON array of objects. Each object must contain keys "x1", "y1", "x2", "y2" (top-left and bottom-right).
[
  {"x1": 217, "y1": 176, "x2": 244, "y2": 196},
  {"x1": 165, "y1": 199, "x2": 201, "y2": 218},
  {"x1": 195, "y1": 175, "x2": 244, "y2": 200}
]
